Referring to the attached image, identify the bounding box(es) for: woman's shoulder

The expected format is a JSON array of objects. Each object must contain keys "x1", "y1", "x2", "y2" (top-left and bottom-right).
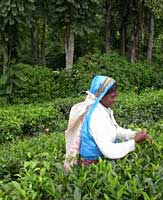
[{"x1": 93, "y1": 103, "x2": 111, "y2": 118}]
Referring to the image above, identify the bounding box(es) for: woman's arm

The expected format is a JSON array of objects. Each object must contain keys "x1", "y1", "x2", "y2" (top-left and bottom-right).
[
  {"x1": 116, "y1": 126, "x2": 137, "y2": 141},
  {"x1": 90, "y1": 107, "x2": 136, "y2": 159}
]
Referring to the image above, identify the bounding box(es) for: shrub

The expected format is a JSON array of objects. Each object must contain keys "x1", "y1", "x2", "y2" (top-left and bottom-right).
[
  {"x1": 0, "y1": 128, "x2": 163, "y2": 199},
  {"x1": 0, "y1": 133, "x2": 64, "y2": 180},
  {"x1": 0, "y1": 63, "x2": 55, "y2": 103},
  {"x1": 1, "y1": 52, "x2": 162, "y2": 102},
  {"x1": 0, "y1": 103, "x2": 63, "y2": 143},
  {"x1": 52, "y1": 69, "x2": 78, "y2": 98},
  {"x1": 0, "y1": 89, "x2": 162, "y2": 143},
  {"x1": 114, "y1": 89, "x2": 163, "y2": 126},
  {"x1": 72, "y1": 51, "x2": 163, "y2": 94},
  {"x1": 54, "y1": 89, "x2": 163, "y2": 126}
]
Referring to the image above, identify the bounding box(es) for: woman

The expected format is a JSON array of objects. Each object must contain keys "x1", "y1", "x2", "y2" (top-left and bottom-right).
[{"x1": 64, "y1": 75, "x2": 148, "y2": 171}]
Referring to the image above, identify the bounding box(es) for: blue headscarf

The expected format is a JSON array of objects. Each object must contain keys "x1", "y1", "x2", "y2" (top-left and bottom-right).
[{"x1": 84, "y1": 75, "x2": 115, "y2": 130}]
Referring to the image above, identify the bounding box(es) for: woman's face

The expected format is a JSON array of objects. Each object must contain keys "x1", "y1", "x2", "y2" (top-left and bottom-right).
[{"x1": 100, "y1": 91, "x2": 117, "y2": 108}]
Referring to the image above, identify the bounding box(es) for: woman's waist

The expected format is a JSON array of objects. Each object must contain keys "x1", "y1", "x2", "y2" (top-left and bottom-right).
[{"x1": 78, "y1": 157, "x2": 99, "y2": 165}]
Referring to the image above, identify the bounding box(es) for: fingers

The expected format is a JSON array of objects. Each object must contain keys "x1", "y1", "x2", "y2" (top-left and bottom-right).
[{"x1": 134, "y1": 130, "x2": 148, "y2": 143}]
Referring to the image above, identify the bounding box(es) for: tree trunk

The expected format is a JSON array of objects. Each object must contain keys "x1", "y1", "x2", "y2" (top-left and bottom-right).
[
  {"x1": 65, "y1": 27, "x2": 74, "y2": 69},
  {"x1": 120, "y1": 20, "x2": 126, "y2": 56},
  {"x1": 41, "y1": 17, "x2": 46, "y2": 66},
  {"x1": 119, "y1": 0, "x2": 129, "y2": 56},
  {"x1": 130, "y1": 33, "x2": 136, "y2": 63},
  {"x1": 130, "y1": 23, "x2": 137, "y2": 63},
  {"x1": 137, "y1": 1, "x2": 145, "y2": 59},
  {"x1": 147, "y1": 14, "x2": 154, "y2": 62},
  {"x1": 104, "y1": 0, "x2": 112, "y2": 53},
  {"x1": 2, "y1": 33, "x2": 9, "y2": 74},
  {"x1": 31, "y1": 19, "x2": 39, "y2": 64},
  {"x1": 3, "y1": 44, "x2": 8, "y2": 74}
]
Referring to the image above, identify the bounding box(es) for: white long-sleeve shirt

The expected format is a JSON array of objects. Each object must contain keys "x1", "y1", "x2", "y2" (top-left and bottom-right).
[{"x1": 89, "y1": 103, "x2": 136, "y2": 159}]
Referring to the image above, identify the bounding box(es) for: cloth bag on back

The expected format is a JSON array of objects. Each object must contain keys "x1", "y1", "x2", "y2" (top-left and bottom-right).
[{"x1": 63, "y1": 93, "x2": 95, "y2": 172}]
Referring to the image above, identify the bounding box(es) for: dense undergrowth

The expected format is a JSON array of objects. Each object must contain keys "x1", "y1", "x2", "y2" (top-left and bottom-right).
[
  {"x1": 0, "y1": 89, "x2": 162, "y2": 143},
  {"x1": 0, "y1": 51, "x2": 163, "y2": 104},
  {"x1": 0, "y1": 51, "x2": 163, "y2": 199},
  {"x1": 0, "y1": 129, "x2": 163, "y2": 199},
  {"x1": 0, "y1": 88, "x2": 163, "y2": 199}
]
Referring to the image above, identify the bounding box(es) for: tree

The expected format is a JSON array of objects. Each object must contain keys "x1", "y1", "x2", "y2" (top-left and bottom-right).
[
  {"x1": 50, "y1": 0, "x2": 100, "y2": 69},
  {"x1": 147, "y1": 13, "x2": 154, "y2": 61},
  {"x1": 0, "y1": 0, "x2": 35, "y2": 73},
  {"x1": 30, "y1": 0, "x2": 50, "y2": 66},
  {"x1": 103, "y1": 0, "x2": 112, "y2": 53},
  {"x1": 144, "y1": 0, "x2": 163, "y2": 61}
]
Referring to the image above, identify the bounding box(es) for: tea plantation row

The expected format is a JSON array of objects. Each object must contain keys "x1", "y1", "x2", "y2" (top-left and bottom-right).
[
  {"x1": 0, "y1": 89, "x2": 163, "y2": 199},
  {"x1": 0, "y1": 89, "x2": 162, "y2": 143},
  {"x1": 0, "y1": 123, "x2": 163, "y2": 199}
]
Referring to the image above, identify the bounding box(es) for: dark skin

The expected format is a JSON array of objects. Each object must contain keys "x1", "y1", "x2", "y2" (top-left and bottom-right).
[{"x1": 100, "y1": 90, "x2": 148, "y2": 143}]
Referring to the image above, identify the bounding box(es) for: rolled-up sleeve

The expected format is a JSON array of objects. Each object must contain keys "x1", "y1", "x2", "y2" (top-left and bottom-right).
[{"x1": 116, "y1": 126, "x2": 136, "y2": 141}]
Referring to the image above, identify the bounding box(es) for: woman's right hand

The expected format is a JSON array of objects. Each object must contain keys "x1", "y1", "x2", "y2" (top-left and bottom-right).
[{"x1": 134, "y1": 130, "x2": 148, "y2": 143}]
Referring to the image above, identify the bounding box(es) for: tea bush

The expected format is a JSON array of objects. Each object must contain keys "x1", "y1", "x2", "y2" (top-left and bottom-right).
[
  {"x1": 1, "y1": 52, "x2": 162, "y2": 103},
  {"x1": 57, "y1": 89, "x2": 163, "y2": 126},
  {"x1": 0, "y1": 90, "x2": 162, "y2": 198},
  {"x1": 50, "y1": 51, "x2": 163, "y2": 98},
  {"x1": 0, "y1": 63, "x2": 55, "y2": 103},
  {"x1": 0, "y1": 103, "x2": 63, "y2": 143},
  {"x1": 114, "y1": 89, "x2": 163, "y2": 126},
  {"x1": 0, "y1": 133, "x2": 64, "y2": 180},
  {"x1": 71, "y1": 51, "x2": 163, "y2": 94},
  {"x1": 0, "y1": 124, "x2": 163, "y2": 199},
  {"x1": 0, "y1": 89, "x2": 162, "y2": 143}
]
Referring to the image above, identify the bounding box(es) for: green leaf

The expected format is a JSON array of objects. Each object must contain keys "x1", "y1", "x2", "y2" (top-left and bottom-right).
[
  {"x1": 12, "y1": 7, "x2": 18, "y2": 16},
  {"x1": 12, "y1": 181, "x2": 26, "y2": 197},
  {"x1": 18, "y1": 5, "x2": 24, "y2": 12},
  {"x1": 24, "y1": 160, "x2": 38, "y2": 169},
  {"x1": 73, "y1": 186, "x2": 81, "y2": 200},
  {"x1": 141, "y1": 192, "x2": 151, "y2": 200},
  {"x1": 116, "y1": 185, "x2": 126, "y2": 200},
  {"x1": 9, "y1": 17, "x2": 15, "y2": 25},
  {"x1": 5, "y1": 0, "x2": 11, "y2": 6},
  {"x1": 56, "y1": 7, "x2": 67, "y2": 12},
  {"x1": 0, "y1": 5, "x2": 7, "y2": 14}
]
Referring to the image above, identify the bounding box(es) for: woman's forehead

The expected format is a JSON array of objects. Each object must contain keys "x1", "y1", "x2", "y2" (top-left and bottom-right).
[{"x1": 108, "y1": 91, "x2": 117, "y2": 97}]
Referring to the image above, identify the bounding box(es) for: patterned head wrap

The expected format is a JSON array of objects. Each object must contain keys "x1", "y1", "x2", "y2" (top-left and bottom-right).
[{"x1": 84, "y1": 75, "x2": 115, "y2": 131}]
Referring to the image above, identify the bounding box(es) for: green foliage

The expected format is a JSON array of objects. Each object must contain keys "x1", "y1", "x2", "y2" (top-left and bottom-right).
[
  {"x1": 0, "y1": 133, "x2": 64, "y2": 179},
  {"x1": 52, "y1": 69, "x2": 78, "y2": 98},
  {"x1": 55, "y1": 89, "x2": 163, "y2": 126},
  {"x1": 144, "y1": 0, "x2": 163, "y2": 17},
  {"x1": 0, "y1": 0, "x2": 163, "y2": 71},
  {"x1": 72, "y1": 51, "x2": 163, "y2": 93},
  {"x1": 48, "y1": 51, "x2": 163, "y2": 99},
  {"x1": 0, "y1": 0, "x2": 35, "y2": 30},
  {"x1": 0, "y1": 51, "x2": 162, "y2": 102},
  {"x1": 0, "y1": 63, "x2": 55, "y2": 103},
  {"x1": 0, "y1": 0, "x2": 36, "y2": 69},
  {"x1": 0, "y1": 89, "x2": 162, "y2": 143},
  {"x1": 0, "y1": 103, "x2": 63, "y2": 143},
  {"x1": 0, "y1": 86, "x2": 162, "y2": 199},
  {"x1": 50, "y1": 0, "x2": 100, "y2": 34},
  {"x1": 114, "y1": 89, "x2": 163, "y2": 126},
  {"x1": 0, "y1": 128, "x2": 163, "y2": 199},
  {"x1": 35, "y1": 50, "x2": 161, "y2": 98}
]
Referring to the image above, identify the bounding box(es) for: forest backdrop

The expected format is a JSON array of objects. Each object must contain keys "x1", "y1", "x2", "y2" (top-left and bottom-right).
[
  {"x1": 0, "y1": 0, "x2": 163, "y2": 104},
  {"x1": 0, "y1": 0, "x2": 163, "y2": 71}
]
